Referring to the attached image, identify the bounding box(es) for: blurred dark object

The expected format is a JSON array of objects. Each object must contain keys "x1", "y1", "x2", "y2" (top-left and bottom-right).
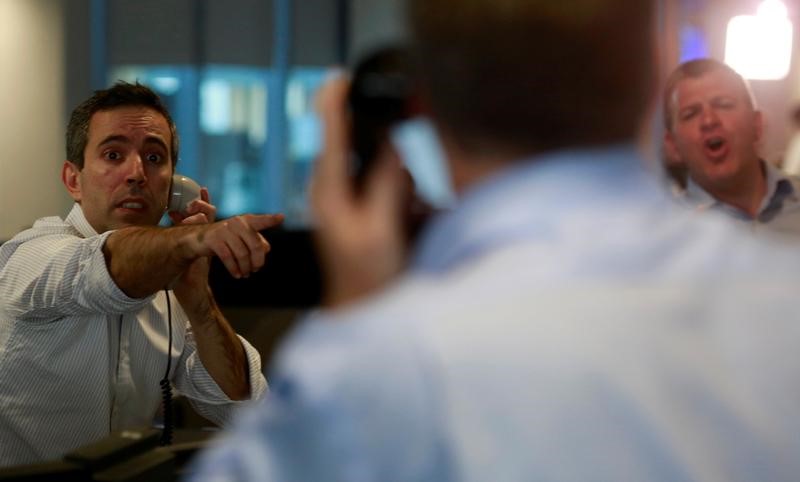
[
  {"x1": 92, "y1": 449, "x2": 174, "y2": 482},
  {"x1": 0, "y1": 428, "x2": 212, "y2": 482},
  {"x1": 348, "y1": 45, "x2": 417, "y2": 191},
  {"x1": 0, "y1": 461, "x2": 87, "y2": 482},
  {"x1": 348, "y1": 45, "x2": 437, "y2": 244}
]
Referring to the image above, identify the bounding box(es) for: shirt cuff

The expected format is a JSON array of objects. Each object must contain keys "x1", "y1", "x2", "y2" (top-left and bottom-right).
[{"x1": 183, "y1": 335, "x2": 268, "y2": 403}]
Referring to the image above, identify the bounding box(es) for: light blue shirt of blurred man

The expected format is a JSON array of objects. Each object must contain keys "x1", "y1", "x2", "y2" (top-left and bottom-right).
[{"x1": 188, "y1": 1, "x2": 800, "y2": 480}]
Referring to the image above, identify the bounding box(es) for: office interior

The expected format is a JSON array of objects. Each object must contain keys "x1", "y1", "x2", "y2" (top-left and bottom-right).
[{"x1": 2, "y1": 0, "x2": 800, "y2": 448}]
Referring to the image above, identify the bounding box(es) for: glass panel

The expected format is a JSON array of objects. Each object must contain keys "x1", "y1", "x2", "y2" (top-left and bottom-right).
[
  {"x1": 283, "y1": 67, "x2": 327, "y2": 226},
  {"x1": 199, "y1": 65, "x2": 271, "y2": 217},
  {"x1": 108, "y1": 64, "x2": 327, "y2": 224}
]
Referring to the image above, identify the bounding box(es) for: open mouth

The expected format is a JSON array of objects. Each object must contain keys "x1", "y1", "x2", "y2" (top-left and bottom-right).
[{"x1": 703, "y1": 136, "x2": 728, "y2": 159}]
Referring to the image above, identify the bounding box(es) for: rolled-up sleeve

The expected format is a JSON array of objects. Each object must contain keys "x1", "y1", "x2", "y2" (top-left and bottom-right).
[
  {"x1": 0, "y1": 230, "x2": 148, "y2": 322},
  {"x1": 172, "y1": 329, "x2": 268, "y2": 426}
]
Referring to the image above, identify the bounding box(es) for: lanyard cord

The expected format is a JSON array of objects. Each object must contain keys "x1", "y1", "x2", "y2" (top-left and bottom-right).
[{"x1": 159, "y1": 289, "x2": 174, "y2": 446}]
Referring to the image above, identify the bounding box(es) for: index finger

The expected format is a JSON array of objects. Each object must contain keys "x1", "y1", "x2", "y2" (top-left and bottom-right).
[{"x1": 245, "y1": 213, "x2": 285, "y2": 232}]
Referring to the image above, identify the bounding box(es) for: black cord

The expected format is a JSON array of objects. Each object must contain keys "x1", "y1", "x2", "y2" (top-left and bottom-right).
[{"x1": 159, "y1": 289, "x2": 174, "y2": 446}]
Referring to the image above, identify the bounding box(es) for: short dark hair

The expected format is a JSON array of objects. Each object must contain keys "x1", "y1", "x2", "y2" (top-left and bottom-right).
[
  {"x1": 65, "y1": 81, "x2": 179, "y2": 169},
  {"x1": 662, "y1": 58, "x2": 755, "y2": 132},
  {"x1": 407, "y1": 0, "x2": 656, "y2": 158}
]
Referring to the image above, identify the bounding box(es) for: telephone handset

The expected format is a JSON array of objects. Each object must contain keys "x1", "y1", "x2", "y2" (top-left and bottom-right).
[{"x1": 168, "y1": 174, "x2": 202, "y2": 214}]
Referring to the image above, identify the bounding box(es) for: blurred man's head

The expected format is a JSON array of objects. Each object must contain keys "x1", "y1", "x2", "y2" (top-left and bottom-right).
[
  {"x1": 663, "y1": 59, "x2": 763, "y2": 196},
  {"x1": 407, "y1": 0, "x2": 656, "y2": 161}
]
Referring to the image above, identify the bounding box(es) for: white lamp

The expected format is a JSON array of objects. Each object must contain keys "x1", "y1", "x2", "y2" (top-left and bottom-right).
[{"x1": 724, "y1": 0, "x2": 793, "y2": 80}]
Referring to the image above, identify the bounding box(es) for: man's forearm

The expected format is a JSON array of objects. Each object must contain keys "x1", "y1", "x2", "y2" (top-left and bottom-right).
[
  {"x1": 177, "y1": 286, "x2": 251, "y2": 400},
  {"x1": 106, "y1": 224, "x2": 252, "y2": 399},
  {"x1": 103, "y1": 213, "x2": 283, "y2": 299},
  {"x1": 103, "y1": 225, "x2": 199, "y2": 298}
]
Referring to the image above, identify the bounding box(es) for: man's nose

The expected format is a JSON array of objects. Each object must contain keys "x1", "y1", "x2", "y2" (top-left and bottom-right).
[
  {"x1": 125, "y1": 156, "x2": 147, "y2": 185},
  {"x1": 700, "y1": 106, "x2": 720, "y2": 129}
]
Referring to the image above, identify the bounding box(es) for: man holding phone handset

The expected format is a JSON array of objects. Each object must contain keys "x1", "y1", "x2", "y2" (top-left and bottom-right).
[{"x1": 0, "y1": 81, "x2": 282, "y2": 466}]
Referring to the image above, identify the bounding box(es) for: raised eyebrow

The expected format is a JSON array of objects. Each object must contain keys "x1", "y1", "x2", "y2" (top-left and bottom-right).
[
  {"x1": 97, "y1": 135, "x2": 130, "y2": 148},
  {"x1": 97, "y1": 135, "x2": 168, "y2": 152},
  {"x1": 142, "y1": 136, "x2": 169, "y2": 152}
]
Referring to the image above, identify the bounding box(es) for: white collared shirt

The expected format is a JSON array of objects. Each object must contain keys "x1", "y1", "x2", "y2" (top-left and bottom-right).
[
  {"x1": 0, "y1": 204, "x2": 267, "y2": 466},
  {"x1": 674, "y1": 160, "x2": 800, "y2": 236}
]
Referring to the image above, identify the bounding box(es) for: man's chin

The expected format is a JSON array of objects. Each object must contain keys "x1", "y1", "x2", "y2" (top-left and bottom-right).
[
  {"x1": 700, "y1": 166, "x2": 746, "y2": 192},
  {"x1": 111, "y1": 212, "x2": 162, "y2": 229}
]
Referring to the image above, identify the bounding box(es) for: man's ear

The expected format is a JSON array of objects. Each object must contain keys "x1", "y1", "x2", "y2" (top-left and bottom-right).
[
  {"x1": 663, "y1": 130, "x2": 685, "y2": 168},
  {"x1": 62, "y1": 161, "x2": 82, "y2": 202}
]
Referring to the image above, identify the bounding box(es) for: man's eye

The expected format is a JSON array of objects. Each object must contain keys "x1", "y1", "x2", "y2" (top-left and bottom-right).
[
  {"x1": 106, "y1": 151, "x2": 121, "y2": 160},
  {"x1": 679, "y1": 109, "x2": 697, "y2": 121},
  {"x1": 146, "y1": 153, "x2": 163, "y2": 163}
]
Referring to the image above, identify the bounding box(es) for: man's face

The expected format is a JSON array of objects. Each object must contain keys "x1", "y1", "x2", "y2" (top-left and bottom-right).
[
  {"x1": 664, "y1": 68, "x2": 763, "y2": 192},
  {"x1": 62, "y1": 106, "x2": 174, "y2": 233}
]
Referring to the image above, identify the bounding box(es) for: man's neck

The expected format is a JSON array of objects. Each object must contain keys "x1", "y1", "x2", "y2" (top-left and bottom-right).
[{"x1": 704, "y1": 160, "x2": 767, "y2": 218}]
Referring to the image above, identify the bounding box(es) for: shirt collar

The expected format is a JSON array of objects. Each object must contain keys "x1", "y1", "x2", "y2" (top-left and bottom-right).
[
  {"x1": 411, "y1": 144, "x2": 661, "y2": 273},
  {"x1": 759, "y1": 161, "x2": 796, "y2": 222},
  {"x1": 65, "y1": 203, "x2": 100, "y2": 238},
  {"x1": 679, "y1": 160, "x2": 796, "y2": 221}
]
